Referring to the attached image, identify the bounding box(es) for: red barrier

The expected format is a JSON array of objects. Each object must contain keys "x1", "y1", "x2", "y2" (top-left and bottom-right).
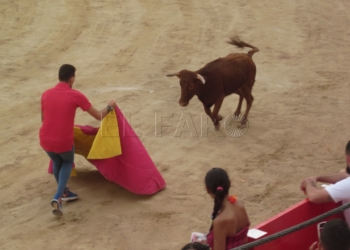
[{"x1": 247, "y1": 199, "x2": 344, "y2": 249}]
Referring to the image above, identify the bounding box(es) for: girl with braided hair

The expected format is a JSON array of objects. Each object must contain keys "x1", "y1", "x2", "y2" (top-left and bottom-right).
[{"x1": 205, "y1": 168, "x2": 250, "y2": 250}]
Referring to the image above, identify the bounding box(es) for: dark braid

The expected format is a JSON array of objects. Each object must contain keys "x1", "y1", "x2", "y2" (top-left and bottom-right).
[
  {"x1": 205, "y1": 168, "x2": 231, "y2": 231},
  {"x1": 213, "y1": 188, "x2": 226, "y2": 220}
]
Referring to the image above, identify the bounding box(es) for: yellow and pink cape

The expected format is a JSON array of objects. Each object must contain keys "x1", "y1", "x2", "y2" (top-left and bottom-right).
[{"x1": 48, "y1": 107, "x2": 166, "y2": 195}]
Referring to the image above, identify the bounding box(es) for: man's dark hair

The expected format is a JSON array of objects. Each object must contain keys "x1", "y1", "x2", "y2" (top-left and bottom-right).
[
  {"x1": 321, "y1": 218, "x2": 350, "y2": 250},
  {"x1": 59, "y1": 64, "x2": 76, "y2": 82},
  {"x1": 181, "y1": 242, "x2": 210, "y2": 250},
  {"x1": 346, "y1": 141, "x2": 350, "y2": 156}
]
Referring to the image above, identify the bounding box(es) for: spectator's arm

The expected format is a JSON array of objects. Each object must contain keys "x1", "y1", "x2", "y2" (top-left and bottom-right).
[
  {"x1": 304, "y1": 179, "x2": 333, "y2": 204},
  {"x1": 316, "y1": 172, "x2": 348, "y2": 184},
  {"x1": 301, "y1": 172, "x2": 348, "y2": 194},
  {"x1": 213, "y1": 218, "x2": 232, "y2": 250}
]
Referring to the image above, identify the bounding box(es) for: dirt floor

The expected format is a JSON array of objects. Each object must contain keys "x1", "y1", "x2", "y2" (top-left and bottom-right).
[{"x1": 1, "y1": 0, "x2": 350, "y2": 249}]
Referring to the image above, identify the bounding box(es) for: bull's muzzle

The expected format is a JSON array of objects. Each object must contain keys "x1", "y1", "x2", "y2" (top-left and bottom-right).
[{"x1": 179, "y1": 100, "x2": 189, "y2": 107}]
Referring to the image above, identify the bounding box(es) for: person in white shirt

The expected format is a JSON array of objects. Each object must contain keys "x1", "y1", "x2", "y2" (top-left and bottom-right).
[{"x1": 300, "y1": 141, "x2": 350, "y2": 226}]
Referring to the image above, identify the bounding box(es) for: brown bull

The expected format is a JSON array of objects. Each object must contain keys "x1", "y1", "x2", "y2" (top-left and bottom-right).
[{"x1": 166, "y1": 36, "x2": 258, "y2": 130}]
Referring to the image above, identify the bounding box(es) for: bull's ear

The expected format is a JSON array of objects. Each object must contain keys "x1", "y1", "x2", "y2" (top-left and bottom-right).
[
  {"x1": 166, "y1": 73, "x2": 180, "y2": 79},
  {"x1": 197, "y1": 74, "x2": 205, "y2": 84}
]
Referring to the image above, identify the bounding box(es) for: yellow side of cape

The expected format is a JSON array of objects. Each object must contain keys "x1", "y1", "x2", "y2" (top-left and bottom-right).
[{"x1": 87, "y1": 110, "x2": 122, "y2": 159}]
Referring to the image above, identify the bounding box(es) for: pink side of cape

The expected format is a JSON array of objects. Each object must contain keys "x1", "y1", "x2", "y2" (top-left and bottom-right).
[{"x1": 48, "y1": 107, "x2": 166, "y2": 195}]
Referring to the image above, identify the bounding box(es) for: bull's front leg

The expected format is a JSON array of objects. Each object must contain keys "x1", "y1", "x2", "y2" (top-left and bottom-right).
[
  {"x1": 203, "y1": 104, "x2": 222, "y2": 123},
  {"x1": 203, "y1": 104, "x2": 212, "y2": 119},
  {"x1": 212, "y1": 97, "x2": 224, "y2": 131}
]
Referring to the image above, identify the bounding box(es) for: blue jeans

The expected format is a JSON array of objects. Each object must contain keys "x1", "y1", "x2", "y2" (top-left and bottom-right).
[{"x1": 46, "y1": 146, "x2": 74, "y2": 200}]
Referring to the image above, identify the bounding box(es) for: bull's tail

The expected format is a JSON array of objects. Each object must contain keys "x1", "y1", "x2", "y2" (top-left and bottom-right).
[{"x1": 227, "y1": 35, "x2": 259, "y2": 57}]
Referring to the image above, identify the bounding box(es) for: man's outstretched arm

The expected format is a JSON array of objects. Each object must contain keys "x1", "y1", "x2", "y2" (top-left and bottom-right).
[{"x1": 87, "y1": 99, "x2": 116, "y2": 121}]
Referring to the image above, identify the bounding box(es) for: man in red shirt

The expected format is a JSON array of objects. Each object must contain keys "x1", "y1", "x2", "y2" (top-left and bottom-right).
[{"x1": 40, "y1": 64, "x2": 117, "y2": 216}]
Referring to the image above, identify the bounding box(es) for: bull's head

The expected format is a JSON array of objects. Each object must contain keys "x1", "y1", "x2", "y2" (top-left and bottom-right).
[{"x1": 166, "y1": 70, "x2": 205, "y2": 107}]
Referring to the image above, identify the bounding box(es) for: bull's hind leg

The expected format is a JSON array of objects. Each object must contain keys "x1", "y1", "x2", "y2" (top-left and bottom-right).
[
  {"x1": 234, "y1": 88, "x2": 244, "y2": 117},
  {"x1": 241, "y1": 87, "x2": 254, "y2": 125}
]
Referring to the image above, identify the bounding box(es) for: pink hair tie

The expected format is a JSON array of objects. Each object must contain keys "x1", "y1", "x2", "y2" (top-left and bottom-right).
[{"x1": 217, "y1": 186, "x2": 223, "y2": 191}]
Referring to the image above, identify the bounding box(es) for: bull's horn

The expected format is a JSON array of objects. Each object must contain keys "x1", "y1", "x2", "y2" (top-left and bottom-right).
[
  {"x1": 166, "y1": 73, "x2": 179, "y2": 77},
  {"x1": 197, "y1": 74, "x2": 205, "y2": 84}
]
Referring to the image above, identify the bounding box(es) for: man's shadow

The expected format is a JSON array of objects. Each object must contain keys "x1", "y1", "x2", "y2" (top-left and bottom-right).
[{"x1": 66, "y1": 168, "x2": 158, "y2": 205}]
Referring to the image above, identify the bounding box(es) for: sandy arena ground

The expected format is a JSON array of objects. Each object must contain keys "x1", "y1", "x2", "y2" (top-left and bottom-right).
[{"x1": 1, "y1": 0, "x2": 350, "y2": 249}]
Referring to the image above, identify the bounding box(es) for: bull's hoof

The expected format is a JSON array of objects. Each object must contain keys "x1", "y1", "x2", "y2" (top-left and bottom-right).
[
  {"x1": 238, "y1": 119, "x2": 248, "y2": 128},
  {"x1": 215, "y1": 123, "x2": 220, "y2": 131},
  {"x1": 237, "y1": 124, "x2": 246, "y2": 129},
  {"x1": 234, "y1": 111, "x2": 240, "y2": 117}
]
